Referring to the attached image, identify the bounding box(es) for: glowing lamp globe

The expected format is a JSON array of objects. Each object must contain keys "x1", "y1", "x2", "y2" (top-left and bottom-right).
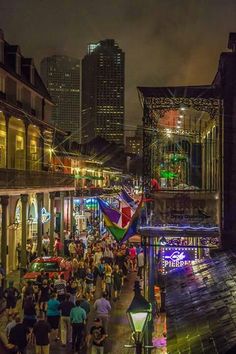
[{"x1": 127, "y1": 281, "x2": 151, "y2": 339}]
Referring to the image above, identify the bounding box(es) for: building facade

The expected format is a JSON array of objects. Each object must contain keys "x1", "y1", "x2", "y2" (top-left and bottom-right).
[
  {"x1": 0, "y1": 30, "x2": 76, "y2": 274},
  {"x1": 82, "y1": 39, "x2": 125, "y2": 144},
  {"x1": 40, "y1": 55, "x2": 81, "y2": 142},
  {"x1": 137, "y1": 35, "x2": 236, "y2": 318}
]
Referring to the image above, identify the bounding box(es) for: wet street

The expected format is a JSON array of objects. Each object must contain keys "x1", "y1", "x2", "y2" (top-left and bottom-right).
[{"x1": 0, "y1": 272, "x2": 136, "y2": 354}]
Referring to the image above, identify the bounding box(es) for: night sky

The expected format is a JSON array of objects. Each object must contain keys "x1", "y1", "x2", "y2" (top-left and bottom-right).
[{"x1": 1, "y1": 0, "x2": 236, "y2": 134}]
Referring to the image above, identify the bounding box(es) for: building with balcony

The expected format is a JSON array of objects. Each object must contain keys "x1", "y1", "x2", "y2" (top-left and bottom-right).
[
  {"x1": 40, "y1": 55, "x2": 81, "y2": 142},
  {"x1": 0, "y1": 29, "x2": 76, "y2": 274},
  {"x1": 137, "y1": 36, "x2": 236, "y2": 347},
  {"x1": 82, "y1": 39, "x2": 125, "y2": 144}
]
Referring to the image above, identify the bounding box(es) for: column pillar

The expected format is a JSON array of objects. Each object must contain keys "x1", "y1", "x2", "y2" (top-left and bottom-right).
[
  {"x1": 60, "y1": 192, "x2": 65, "y2": 255},
  {"x1": 36, "y1": 193, "x2": 43, "y2": 257},
  {"x1": 49, "y1": 192, "x2": 55, "y2": 255},
  {"x1": 21, "y1": 194, "x2": 28, "y2": 275},
  {"x1": 70, "y1": 191, "x2": 74, "y2": 235},
  {"x1": 0, "y1": 196, "x2": 9, "y2": 279}
]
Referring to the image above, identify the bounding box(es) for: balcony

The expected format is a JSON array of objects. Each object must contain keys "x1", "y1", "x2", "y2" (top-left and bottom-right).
[
  {"x1": 75, "y1": 187, "x2": 121, "y2": 197},
  {"x1": 152, "y1": 190, "x2": 219, "y2": 226},
  {"x1": 0, "y1": 168, "x2": 75, "y2": 190}
]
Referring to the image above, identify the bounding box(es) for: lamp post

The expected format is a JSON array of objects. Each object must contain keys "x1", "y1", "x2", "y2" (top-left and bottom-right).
[{"x1": 127, "y1": 281, "x2": 152, "y2": 354}]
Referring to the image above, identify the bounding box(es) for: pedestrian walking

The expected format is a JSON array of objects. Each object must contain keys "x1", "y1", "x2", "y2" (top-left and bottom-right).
[
  {"x1": 112, "y1": 265, "x2": 123, "y2": 301},
  {"x1": 103, "y1": 246, "x2": 113, "y2": 265},
  {"x1": 72, "y1": 256, "x2": 79, "y2": 278},
  {"x1": 3, "y1": 281, "x2": 20, "y2": 317},
  {"x1": 23, "y1": 295, "x2": 37, "y2": 330},
  {"x1": 84, "y1": 268, "x2": 94, "y2": 300},
  {"x1": 54, "y1": 273, "x2": 67, "y2": 302},
  {"x1": 104, "y1": 264, "x2": 112, "y2": 300},
  {"x1": 33, "y1": 312, "x2": 51, "y2": 354},
  {"x1": 5, "y1": 313, "x2": 18, "y2": 340},
  {"x1": 129, "y1": 244, "x2": 137, "y2": 271},
  {"x1": 46, "y1": 293, "x2": 60, "y2": 341},
  {"x1": 94, "y1": 247, "x2": 103, "y2": 266},
  {"x1": 87, "y1": 318, "x2": 107, "y2": 354},
  {"x1": 70, "y1": 299, "x2": 86, "y2": 352},
  {"x1": 79, "y1": 295, "x2": 91, "y2": 316},
  {"x1": 58, "y1": 293, "x2": 75, "y2": 347},
  {"x1": 77, "y1": 261, "x2": 86, "y2": 290},
  {"x1": 98, "y1": 260, "x2": 105, "y2": 291},
  {"x1": 22, "y1": 280, "x2": 35, "y2": 307},
  {"x1": 38, "y1": 279, "x2": 51, "y2": 313},
  {"x1": 94, "y1": 293, "x2": 111, "y2": 334},
  {"x1": 42, "y1": 234, "x2": 50, "y2": 256},
  {"x1": 137, "y1": 249, "x2": 144, "y2": 279},
  {"x1": 67, "y1": 276, "x2": 78, "y2": 304},
  {"x1": 16, "y1": 243, "x2": 21, "y2": 270},
  {"x1": 54, "y1": 237, "x2": 63, "y2": 256},
  {"x1": 0, "y1": 330, "x2": 17, "y2": 354},
  {"x1": 8, "y1": 315, "x2": 29, "y2": 354},
  {"x1": 68, "y1": 240, "x2": 77, "y2": 258}
]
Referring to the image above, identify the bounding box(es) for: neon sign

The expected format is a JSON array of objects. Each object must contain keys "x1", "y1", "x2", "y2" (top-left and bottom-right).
[
  {"x1": 41, "y1": 208, "x2": 50, "y2": 224},
  {"x1": 165, "y1": 251, "x2": 186, "y2": 262},
  {"x1": 162, "y1": 247, "x2": 197, "y2": 271}
]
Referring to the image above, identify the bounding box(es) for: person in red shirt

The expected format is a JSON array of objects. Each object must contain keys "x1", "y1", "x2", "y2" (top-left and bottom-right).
[
  {"x1": 54, "y1": 238, "x2": 63, "y2": 256},
  {"x1": 129, "y1": 245, "x2": 137, "y2": 272}
]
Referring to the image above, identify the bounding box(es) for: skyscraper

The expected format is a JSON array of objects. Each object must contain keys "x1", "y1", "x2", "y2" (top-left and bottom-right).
[
  {"x1": 40, "y1": 55, "x2": 81, "y2": 142},
  {"x1": 82, "y1": 39, "x2": 125, "y2": 144}
]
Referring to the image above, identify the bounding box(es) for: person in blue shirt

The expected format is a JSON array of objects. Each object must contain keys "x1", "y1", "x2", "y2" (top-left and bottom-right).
[
  {"x1": 46, "y1": 292, "x2": 60, "y2": 341},
  {"x1": 70, "y1": 299, "x2": 86, "y2": 352}
]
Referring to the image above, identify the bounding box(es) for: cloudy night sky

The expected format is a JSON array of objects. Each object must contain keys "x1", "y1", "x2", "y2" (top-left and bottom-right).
[{"x1": 1, "y1": 0, "x2": 236, "y2": 134}]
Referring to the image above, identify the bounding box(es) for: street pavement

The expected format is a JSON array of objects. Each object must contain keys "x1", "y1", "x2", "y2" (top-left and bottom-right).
[
  {"x1": 1, "y1": 271, "x2": 166, "y2": 353},
  {"x1": 0, "y1": 271, "x2": 136, "y2": 353}
]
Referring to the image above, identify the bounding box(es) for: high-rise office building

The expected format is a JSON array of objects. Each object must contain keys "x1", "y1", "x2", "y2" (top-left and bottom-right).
[
  {"x1": 82, "y1": 39, "x2": 124, "y2": 144},
  {"x1": 40, "y1": 55, "x2": 81, "y2": 142}
]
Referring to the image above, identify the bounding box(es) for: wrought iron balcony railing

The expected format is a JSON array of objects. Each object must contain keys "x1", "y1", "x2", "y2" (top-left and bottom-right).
[{"x1": 0, "y1": 168, "x2": 75, "y2": 189}]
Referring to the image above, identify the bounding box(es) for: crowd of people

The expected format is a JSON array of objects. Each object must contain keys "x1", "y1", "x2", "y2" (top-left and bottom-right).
[{"x1": 0, "y1": 231, "x2": 145, "y2": 354}]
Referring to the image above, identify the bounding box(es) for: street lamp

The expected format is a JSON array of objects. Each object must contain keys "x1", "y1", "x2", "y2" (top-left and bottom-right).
[{"x1": 127, "y1": 281, "x2": 152, "y2": 354}]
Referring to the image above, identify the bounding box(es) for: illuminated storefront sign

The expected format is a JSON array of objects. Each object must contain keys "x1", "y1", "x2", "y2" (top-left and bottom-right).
[
  {"x1": 162, "y1": 247, "x2": 198, "y2": 271},
  {"x1": 41, "y1": 208, "x2": 50, "y2": 224},
  {"x1": 85, "y1": 198, "x2": 98, "y2": 209}
]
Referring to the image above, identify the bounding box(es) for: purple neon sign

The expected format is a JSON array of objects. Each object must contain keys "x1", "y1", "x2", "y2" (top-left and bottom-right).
[{"x1": 162, "y1": 247, "x2": 197, "y2": 271}]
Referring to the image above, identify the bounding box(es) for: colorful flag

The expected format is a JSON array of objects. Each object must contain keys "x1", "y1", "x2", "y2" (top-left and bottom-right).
[
  {"x1": 122, "y1": 206, "x2": 131, "y2": 227},
  {"x1": 120, "y1": 198, "x2": 143, "y2": 243},
  {"x1": 120, "y1": 189, "x2": 137, "y2": 210},
  {"x1": 103, "y1": 214, "x2": 126, "y2": 242},
  {"x1": 97, "y1": 198, "x2": 121, "y2": 224}
]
